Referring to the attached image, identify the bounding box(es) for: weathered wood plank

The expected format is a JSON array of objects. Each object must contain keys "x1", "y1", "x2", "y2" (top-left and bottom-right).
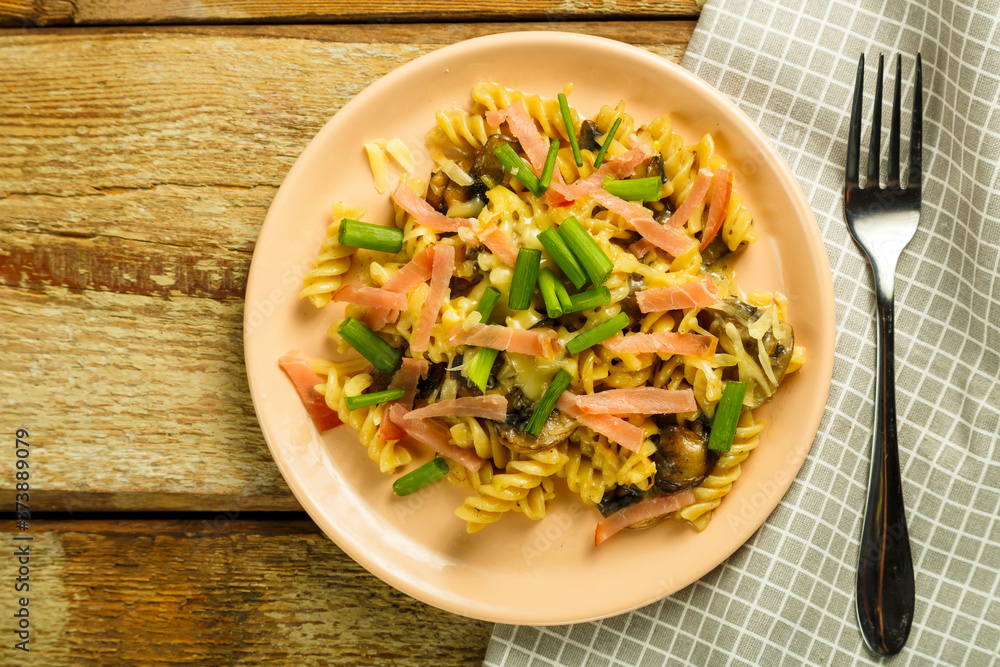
[
  {"x1": 0, "y1": 519, "x2": 493, "y2": 664},
  {"x1": 0, "y1": 23, "x2": 694, "y2": 510},
  {"x1": 1, "y1": 0, "x2": 700, "y2": 27}
]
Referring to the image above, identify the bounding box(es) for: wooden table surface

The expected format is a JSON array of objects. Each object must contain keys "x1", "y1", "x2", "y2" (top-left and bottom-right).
[{"x1": 0, "y1": 3, "x2": 700, "y2": 663}]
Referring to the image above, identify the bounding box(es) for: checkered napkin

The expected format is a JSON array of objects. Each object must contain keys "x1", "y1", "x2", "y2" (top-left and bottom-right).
[{"x1": 485, "y1": 0, "x2": 1000, "y2": 664}]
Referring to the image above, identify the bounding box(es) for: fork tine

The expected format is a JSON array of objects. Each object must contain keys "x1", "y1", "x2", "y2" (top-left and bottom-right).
[
  {"x1": 866, "y1": 55, "x2": 884, "y2": 185},
  {"x1": 846, "y1": 54, "x2": 865, "y2": 186},
  {"x1": 908, "y1": 53, "x2": 923, "y2": 190},
  {"x1": 887, "y1": 54, "x2": 902, "y2": 186}
]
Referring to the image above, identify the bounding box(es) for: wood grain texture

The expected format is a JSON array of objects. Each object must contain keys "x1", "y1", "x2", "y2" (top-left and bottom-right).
[
  {"x1": 0, "y1": 0, "x2": 700, "y2": 26},
  {"x1": 0, "y1": 22, "x2": 694, "y2": 510},
  {"x1": 0, "y1": 519, "x2": 493, "y2": 664}
]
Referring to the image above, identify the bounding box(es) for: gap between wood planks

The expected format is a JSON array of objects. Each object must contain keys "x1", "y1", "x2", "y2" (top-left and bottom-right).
[{"x1": 1, "y1": 1, "x2": 701, "y2": 28}]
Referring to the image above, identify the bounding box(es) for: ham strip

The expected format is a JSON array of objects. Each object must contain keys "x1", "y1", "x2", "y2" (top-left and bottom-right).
[
  {"x1": 486, "y1": 102, "x2": 548, "y2": 172},
  {"x1": 376, "y1": 356, "x2": 429, "y2": 441},
  {"x1": 278, "y1": 354, "x2": 343, "y2": 431},
  {"x1": 411, "y1": 244, "x2": 454, "y2": 352},
  {"x1": 556, "y1": 391, "x2": 645, "y2": 453},
  {"x1": 447, "y1": 323, "x2": 562, "y2": 359},
  {"x1": 369, "y1": 245, "x2": 438, "y2": 328},
  {"x1": 700, "y1": 168, "x2": 733, "y2": 250},
  {"x1": 665, "y1": 168, "x2": 714, "y2": 228},
  {"x1": 391, "y1": 182, "x2": 476, "y2": 232},
  {"x1": 589, "y1": 188, "x2": 694, "y2": 257},
  {"x1": 477, "y1": 221, "x2": 519, "y2": 266},
  {"x1": 387, "y1": 403, "x2": 486, "y2": 472},
  {"x1": 333, "y1": 284, "x2": 408, "y2": 311},
  {"x1": 601, "y1": 332, "x2": 716, "y2": 358},
  {"x1": 575, "y1": 387, "x2": 698, "y2": 415},
  {"x1": 547, "y1": 145, "x2": 649, "y2": 204},
  {"x1": 383, "y1": 245, "x2": 436, "y2": 292},
  {"x1": 635, "y1": 277, "x2": 719, "y2": 312},
  {"x1": 594, "y1": 490, "x2": 696, "y2": 546},
  {"x1": 405, "y1": 395, "x2": 508, "y2": 421},
  {"x1": 387, "y1": 357, "x2": 429, "y2": 409}
]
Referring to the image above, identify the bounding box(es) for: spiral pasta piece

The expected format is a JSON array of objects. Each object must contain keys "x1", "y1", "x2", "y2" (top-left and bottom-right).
[
  {"x1": 299, "y1": 202, "x2": 361, "y2": 308},
  {"x1": 674, "y1": 413, "x2": 765, "y2": 530}
]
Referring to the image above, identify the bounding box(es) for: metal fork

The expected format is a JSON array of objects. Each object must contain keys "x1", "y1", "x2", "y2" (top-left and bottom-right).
[{"x1": 844, "y1": 53, "x2": 922, "y2": 656}]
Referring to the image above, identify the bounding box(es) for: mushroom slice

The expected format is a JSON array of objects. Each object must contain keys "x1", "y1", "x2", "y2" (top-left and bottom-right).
[
  {"x1": 651, "y1": 426, "x2": 719, "y2": 495},
  {"x1": 700, "y1": 297, "x2": 794, "y2": 408},
  {"x1": 493, "y1": 387, "x2": 576, "y2": 453}
]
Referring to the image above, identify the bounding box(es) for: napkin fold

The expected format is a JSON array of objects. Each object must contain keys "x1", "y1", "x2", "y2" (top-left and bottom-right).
[{"x1": 486, "y1": 0, "x2": 1000, "y2": 664}]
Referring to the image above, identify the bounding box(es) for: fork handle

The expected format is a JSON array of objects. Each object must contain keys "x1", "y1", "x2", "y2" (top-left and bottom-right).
[{"x1": 856, "y1": 285, "x2": 915, "y2": 655}]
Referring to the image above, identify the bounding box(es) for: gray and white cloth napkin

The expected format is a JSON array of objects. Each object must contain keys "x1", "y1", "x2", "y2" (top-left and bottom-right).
[{"x1": 485, "y1": 0, "x2": 1000, "y2": 664}]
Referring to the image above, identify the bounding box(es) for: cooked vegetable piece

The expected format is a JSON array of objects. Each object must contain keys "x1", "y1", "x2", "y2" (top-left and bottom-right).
[
  {"x1": 344, "y1": 387, "x2": 406, "y2": 411},
  {"x1": 602, "y1": 176, "x2": 661, "y2": 202},
  {"x1": 337, "y1": 317, "x2": 401, "y2": 375},
  {"x1": 592, "y1": 116, "x2": 622, "y2": 168},
  {"x1": 653, "y1": 425, "x2": 719, "y2": 492},
  {"x1": 557, "y1": 93, "x2": 583, "y2": 167},
  {"x1": 475, "y1": 286, "x2": 502, "y2": 322},
  {"x1": 564, "y1": 286, "x2": 612, "y2": 313},
  {"x1": 466, "y1": 347, "x2": 500, "y2": 393},
  {"x1": 392, "y1": 457, "x2": 449, "y2": 496},
  {"x1": 708, "y1": 381, "x2": 747, "y2": 452},
  {"x1": 540, "y1": 139, "x2": 560, "y2": 189},
  {"x1": 553, "y1": 279, "x2": 573, "y2": 311},
  {"x1": 537, "y1": 268, "x2": 564, "y2": 318},
  {"x1": 567, "y1": 312, "x2": 629, "y2": 355},
  {"x1": 538, "y1": 226, "x2": 589, "y2": 290},
  {"x1": 508, "y1": 247, "x2": 542, "y2": 310},
  {"x1": 557, "y1": 216, "x2": 614, "y2": 287},
  {"x1": 493, "y1": 143, "x2": 544, "y2": 197},
  {"x1": 338, "y1": 218, "x2": 404, "y2": 252},
  {"x1": 525, "y1": 369, "x2": 573, "y2": 437}
]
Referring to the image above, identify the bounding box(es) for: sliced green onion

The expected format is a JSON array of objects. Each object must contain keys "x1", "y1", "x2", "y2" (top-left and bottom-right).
[
  {"x1": 553, "y1": 279, "x2": 573, "y2": 312},
  {"x1": 537, "y1": 268, "x2": 564, "y2": 318},
  {"x1": 464, "y1": 286, "x2": 503, "y2": 392},
  {"x1": 336, "y1": 317, "x2": 401, "y2": 375},
  {"x1": 344, "y1": 387, "x2": 405, "y2": 411},
  {"x1": 540, "y1": 139, "x2": 560, "y2": 189},
  {"x1": 557, "y1": 93, "x2": 583, "y2": 168},
  {"x1": 566, "y1": 312, "x2": 629, "y2": 355},
  {"x1": 493, "y1": 143, "x2": 544, "y2": 197},
  {"x1": 466, "y1": 347, "x2": 500, "y2": 393},
  {"x1": 392, "y1": 457, "x2": 450, "y2": 496},
  {"x1": 564, "y1": 286, "x2": 612, "y2": 313},
  {"x1": 593, "y1": 116, "x2": 623, "y2": 168},
  {"x1": 525, "y1": 369, "x2": 573, "y2": 437},
  {"x1": 507, "y1": 247, "x2": 542, "y2": 310},
  {"x1": 475, "y1": 286, "x2": 502, "y2": 323},
  {"x1": 602, "y1": 176, "x2": 662, "y2": 202},
  {"x1": 708, "y1": 381, "x2": 748, "y2": 453},
  {"x1": 556, "y1": 216, "x2": 614, "y2": 287},
  {"x1": 538, "y1": 226, "x2": 589, "y2": 290},
  {"x1": 337, "y1": 219, "x2": 404, "y2": 253}
]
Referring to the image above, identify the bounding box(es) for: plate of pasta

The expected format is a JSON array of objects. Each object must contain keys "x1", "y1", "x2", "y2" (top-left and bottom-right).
[{"x1": 244, "y1": 31, "x2": 835, "y2": 624}]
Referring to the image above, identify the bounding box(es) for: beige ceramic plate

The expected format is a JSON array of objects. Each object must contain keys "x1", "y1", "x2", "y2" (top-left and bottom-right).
[{"x1": 245, "y1": 32, "x2": 835, "y2": 625}]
